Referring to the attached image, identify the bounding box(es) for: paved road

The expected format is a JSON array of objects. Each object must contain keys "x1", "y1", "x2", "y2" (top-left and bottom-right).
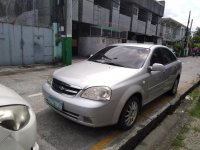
[{"x1": 0, "y1": 57, "x2": 200, "y2": 150}]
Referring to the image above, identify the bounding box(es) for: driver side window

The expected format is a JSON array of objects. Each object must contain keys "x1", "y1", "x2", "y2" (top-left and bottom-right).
[{"x1": 150, "y1": 49, "x2": 163, "y2": 66}]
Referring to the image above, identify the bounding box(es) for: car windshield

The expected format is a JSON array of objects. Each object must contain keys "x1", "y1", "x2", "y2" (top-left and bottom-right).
[{"x1": 88, "y1": 46, "x2": 150, "y2": 69}]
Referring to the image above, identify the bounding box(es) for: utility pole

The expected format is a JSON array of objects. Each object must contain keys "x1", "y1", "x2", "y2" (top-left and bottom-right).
[
  {"x1": 190, "y1": 19, "x2": 193, "y2": 30},
  {"x1": 62, "y1": 0, "x2": 72, "y2": 65},
  {"x1": 183, "y1": 11, "x2": 191, "y2": 56},
  {"x1": 186, "y1": 19, "x2": 193, "y2": 56}
]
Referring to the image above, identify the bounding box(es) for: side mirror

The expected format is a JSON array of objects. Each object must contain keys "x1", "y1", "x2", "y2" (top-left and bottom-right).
[
  {"x1": 149, "y1": 63, "x2": 165, "y2": 72},
  {"x1": 89, "y1": 54, "x2": 93, "y2": 58}
]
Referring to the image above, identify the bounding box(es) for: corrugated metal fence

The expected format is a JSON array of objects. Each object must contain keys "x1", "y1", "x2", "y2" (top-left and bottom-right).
[{"x1": 0, "y1": 23, "x2": 53, "y2": 66}]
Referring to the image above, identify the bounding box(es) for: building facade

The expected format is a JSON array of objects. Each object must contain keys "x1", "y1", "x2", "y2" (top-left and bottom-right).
[
  {"x1": 160, "y1": 17, "x2": 186, "y2": 46},
  {"x1": 67, "y1": 0, "x2": 165, "y2": 56},
  {"x1": 0, "y1": 0, "x2": 165, "y2": 65}
]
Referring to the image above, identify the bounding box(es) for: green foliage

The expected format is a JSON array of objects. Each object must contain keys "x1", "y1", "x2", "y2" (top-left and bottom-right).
[
  {"x1": 172, "y1": 135, "x2": 185, "y2": 147},
  {"x1": 190, "y1": 87, "x2": 200, "y2": 98},
  {"x1": 194, "y1": 43, "x2": 200, "y2": 49},
  {"x1": 171, "y1": 126, "x2": 189, "y2": 148},
  {"x1": 192, "y1": 27, "x2": 200, "y2": 50},
  {"x1": 189, "y1": 87, "x2": 200, "y2": 118},
  {"x1": 190, "y1": 101, "x2": 200, "y2": 118},
  {"x1": 194, "y1": 27, "x2": 200, "y2": 36},
  {"x1": 173, "y1": 42, "x2": 184, "y2": 57},
  {"x1": 193, "y1": 35, "x2": 200, "y2": 43},
  {"x1": 193, "y1": 127, "x2": 200, "y2": 133}
]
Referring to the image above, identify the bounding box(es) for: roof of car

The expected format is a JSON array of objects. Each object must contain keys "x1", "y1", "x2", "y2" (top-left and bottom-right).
[{"x1": 112, "y1": 43, "x2": 157, "y2": 49}]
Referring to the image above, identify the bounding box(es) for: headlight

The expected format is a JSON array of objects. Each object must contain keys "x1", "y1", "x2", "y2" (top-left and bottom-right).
[
  {"x1": 81, "y1": 86, "x2": 111, "y2": 101},
  {"x1": 47, "y1": 73, "x2": 53, "y2": 85},
  {"x1": 0, "y1": 105, "x2": 30, "y2": 131}
]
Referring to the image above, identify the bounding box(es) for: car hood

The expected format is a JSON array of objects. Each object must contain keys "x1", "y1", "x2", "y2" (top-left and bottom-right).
[
  {"x1": 53, "y1": 60, "x2": 141, "y2": 88},
  {"x1": 0, "y1": 84, "x2": 29, "y2": 107}
]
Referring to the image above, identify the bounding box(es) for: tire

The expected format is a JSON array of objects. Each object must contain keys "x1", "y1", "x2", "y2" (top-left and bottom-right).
[
  {"x1": 169, "y1": 78, "x2": 179, "y2": 95},
  {"x1": 118, "y1": 96, "x2": 139, "y2": 130}
]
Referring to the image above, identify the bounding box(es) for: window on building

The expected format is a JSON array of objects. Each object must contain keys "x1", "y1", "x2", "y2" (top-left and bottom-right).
[
  {"x1": 90, "y1": 27, "x2": 101, "y2": 36},
  {"x1": 138, "y1": 8, "x2": 148, "y2": 22},
  {"x1": 120, "y1": 2, "x2": 131, "y2": 17},
  {"x1": 94, "y1": 0, "x2": 110, "y2": 9},
  {"x1": 132, "y1": 7, "x2": 138, "y2": 15},
  {"x1": 112, "y1": 0, "x2": 120, "y2": 8},
  {"x1": 151, "y1": 14, "x2": 158, "y2": 25},
  {"x1": 79, "y1": 23, "x2": 90, "y2": 36},
  {"x1": 102, "y1": 29, "x2": 112, "y2": 37}
]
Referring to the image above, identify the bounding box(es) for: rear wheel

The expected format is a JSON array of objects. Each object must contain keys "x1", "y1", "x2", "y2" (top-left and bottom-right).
[
  {"x1": 118, "y1": 96, "x2": 139, "y2": 130},
  {"x1": 169, "y1": 78, "x2": 179, "y2": 95}
]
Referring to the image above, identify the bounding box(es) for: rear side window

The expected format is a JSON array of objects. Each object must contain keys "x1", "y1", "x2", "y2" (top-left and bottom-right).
[{"x1": 161, "y1": 48, "x2": 177, "y2": 65}]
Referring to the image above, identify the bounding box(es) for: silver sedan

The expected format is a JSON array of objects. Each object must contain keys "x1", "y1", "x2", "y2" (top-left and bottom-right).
[
  {"x1": 42, "y1": 43, "x2": 182, "y2": 130},
  {"x1": 0, "y1": 84, "x2": 39, "y2": 150}
]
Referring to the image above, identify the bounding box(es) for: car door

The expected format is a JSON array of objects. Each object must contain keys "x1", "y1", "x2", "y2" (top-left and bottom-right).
[
  {"x1": 160, "y1": 48, "x2": 178, "y2": 92},
  {"x1": 147, "y1": 48, "x2": 166, "y2": 102}
]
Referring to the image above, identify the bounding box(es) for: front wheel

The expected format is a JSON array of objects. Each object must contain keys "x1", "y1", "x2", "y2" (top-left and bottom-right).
[{"x1": 118, "y1": 97, "x2": 139, "y2": 130}]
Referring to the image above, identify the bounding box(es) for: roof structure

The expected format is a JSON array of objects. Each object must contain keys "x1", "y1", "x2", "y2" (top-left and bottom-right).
[{"x1": 161, "y1": 17, "x2": 186, "y2": 28}]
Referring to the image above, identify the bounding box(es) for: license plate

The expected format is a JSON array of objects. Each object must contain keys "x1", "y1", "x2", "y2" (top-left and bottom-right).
[{"x1": 47, "y1": 96, "x2": 63, "y2": 111}]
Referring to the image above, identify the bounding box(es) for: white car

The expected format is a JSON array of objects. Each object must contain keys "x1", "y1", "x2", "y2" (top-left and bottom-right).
[
  {"x1": 0, "y1": 84, "x2": 39, "y2": 150},
  {"x1": 43, "y1": 43, "x2": 182, "y2": 130}
]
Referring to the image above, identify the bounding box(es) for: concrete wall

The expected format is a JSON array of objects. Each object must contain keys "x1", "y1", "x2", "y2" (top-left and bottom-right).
[
  {"x1": 14, "y1": 10, "x2": 38, "y2": 26},
  {"x1": 78, "y1": 37, "x2": 121, "y2": 57},
  {"x1": 111, "y1": 8, "x2": 120, "y2": 29},
  {"x1": 146, "y1": 22, "x2": 156, "y2": 36},
  {"x1": 137, "y1": 20, "x2": 146, "y2": 34},
  {"x1": 37, "y1": 0, "x2": 51, "y2": 26},
  {"x1": 119, "y1": 14, "x2": 131, "y2": 31},
  {"x1": 157, "y1": 24, "x2": 161, "y2": 36},
  {"x1": 127, "y1": 0, "x2": 164, "y2": 16},
  {"x1": 0, "y1": 23, "x2": 53, "y2": 66},
  {"x1": 82, "y1": 0, "x2": 94, "y2": 24},
  {"x1": 72, "y1": 0, "x2": 79, "y2": 21},
  {"x1": 93, "y1": 5, "x2": 110, "y2": 27},
  {"x1": 131, "y1": 14, "x2": 138, "y2": 32}
]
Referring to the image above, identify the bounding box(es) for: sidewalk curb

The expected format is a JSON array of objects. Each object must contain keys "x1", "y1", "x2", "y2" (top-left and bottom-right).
[
  {"x1": 104, "y1": 80, "x2": 200, "y2": 150},
  {"x1": 0, "y1": 58, "x2": 85, "y2": 76},
  {"x1": 0, "y1": 64, "x2": 64, "y2": 76}
]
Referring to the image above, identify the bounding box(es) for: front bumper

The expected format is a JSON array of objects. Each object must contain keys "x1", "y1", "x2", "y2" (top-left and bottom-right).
[{"x1": 42, "y1": 83, "x2": 118, "y2": 127}]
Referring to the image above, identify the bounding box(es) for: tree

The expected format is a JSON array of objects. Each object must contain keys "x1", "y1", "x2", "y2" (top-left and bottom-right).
[
  {"x1": 192, "y1": 27, "x2": 200, "y2": 42},
  {"x1": 173, "y1": 42, "x2": 184, "y2": 57},
  {"x1": 191, "y1": 27, "x2": 200, "y2": 55},
  {"x1": 194, "y1": 27, "x2": 200, "y2": 36}
]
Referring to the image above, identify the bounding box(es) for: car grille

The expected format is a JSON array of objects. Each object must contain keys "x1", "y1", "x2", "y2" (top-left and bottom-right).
[{"x1": 52, "y1": 78, "x2": 81, "y2": 96}]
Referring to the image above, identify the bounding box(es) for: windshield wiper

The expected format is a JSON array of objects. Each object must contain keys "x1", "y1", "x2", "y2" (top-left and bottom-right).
[
  {"x1": 103, "y1": 62, "x2": 124, "y2": 67},
  {"x1": 90, "y1": 59, "x2": 124, "y2": 67}
]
